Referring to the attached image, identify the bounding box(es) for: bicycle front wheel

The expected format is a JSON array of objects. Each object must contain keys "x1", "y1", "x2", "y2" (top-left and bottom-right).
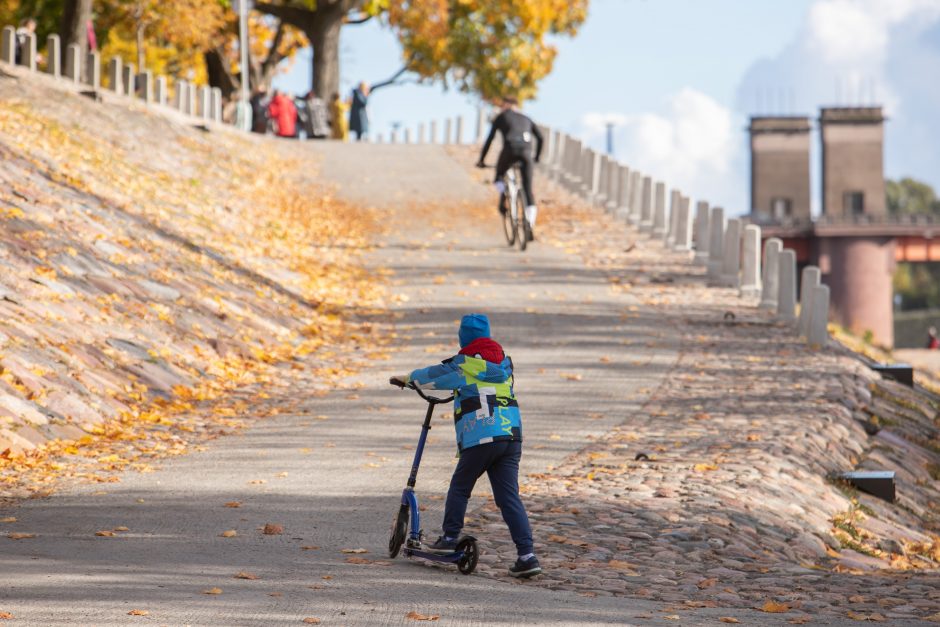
[{"x1": 516, "y1": 187, "x2": 528, "y2": 251}]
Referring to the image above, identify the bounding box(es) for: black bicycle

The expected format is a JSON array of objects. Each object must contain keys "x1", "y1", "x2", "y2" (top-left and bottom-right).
[{"x1": 480, "y1": 163, "x2": 532, "y2": 251}]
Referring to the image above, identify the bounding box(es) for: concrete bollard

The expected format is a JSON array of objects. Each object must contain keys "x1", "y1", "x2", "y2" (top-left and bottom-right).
[
  {"x1": 674, "y1": 195, "x2": 692, "y2": 252},
  {"x1": 629, "y1": 171, "x2": 643, "y2": 225},
  {"x1": 776, "y1": 249, "x2": 797, "y2": 321},
  {"x1": 404, "y1": 128, "x2": 411, "y2": 144},
  {"x1": 808, "y1": 284, "x2": 831, "y2": 346},
  {"x1": 661, "y1": 189, "x2": 677, "y2": 243},
  {"x1": 444, "y1": 118, "x2": 452, "y2": 144},
  {"x1": 579, "y1": 149, "x2": 596, "y2": 197},
  {"x1": 389, "y1": 129, "x2": 398, "y2": 143},
  {"x1": 108, "y1": 57, "x2": 123, "y2": 93},
  {"x1": 198, "y1": 86, "x2": 211, "y2": 120},
  {"x1": 476, "y1": 107, "x2": 486, "y2": 144},
  {"x1": 430, "y1": 120, "x2": 438, "y2": 143},
  {"x1": 616, "y1": 165, "x2": 631, "y2": 218},
  {"x1": 154, "y1": 76, "x2": 167, "y2": 106},
  {"x1": 605, "y1": 159, "x2": 619, "y2": 212},
  {"x1": 653, "y1": 184, "x2": 669, "y2": 238},
  {"x1": 720, "y1": 218, "x2": 742, "y2": 288},
  {"x1": 188, "y1": 84, "x2": 197, "y2": 117},
  {"x1": 122, "y1": 62, "x2": 135, "y2": 96},
  {"x1": 417, "y1": 123, "x2": 425, "y2": 143},
  {"x1": 594, "y1": 155, "x2": 608, "y2": 207},
  {"x1": 85, "y1": 51, "x2": 100, "y2": 89},
  {"x1": 759, "y1": 238, "x2": 783, "y2": 309},
  {"x1": 0, "y1": 26, "x2": 14, "y2": 64},
  {"x1": 210, "y1": 87, "x2": 222, "y2": 121},
  {"x1": 46, "y1": 34, "x2": 61, "y2": 77},
  {"x1": 694, "y1": 200, "x2": 710, "y2": 265},
  {"x1": 798, "y1": 266, "x2": 821, "y2": 337},
  {"x1": 740, "y1": 225, "x2": 762, "y2": 297},
  {"x1": 639, "y1": 176, "x2": 654, "y2": 232},
  {"x1": 455, "y1": 116, "x2": 463, "y2": 144},
  {"x1": 64, "y1": 43, "x2": 80, "y2": 82},
  {"x1": 706, "y1": 206, "x2": 725, "y2": 280},
  {"x1": 174, "y1": 80, "x2": 187, "y2": 111},
  {"x1": 140, "y1": 70, "x2": 153, "y2": 104},
  {"x1": 21, "y1": 32, "x2": 37, "y2": 70}
]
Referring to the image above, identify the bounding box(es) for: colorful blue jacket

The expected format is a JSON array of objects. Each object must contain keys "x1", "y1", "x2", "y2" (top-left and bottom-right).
[{"x1": 408, "y1": 354, "x2": 522, "y2": 452}]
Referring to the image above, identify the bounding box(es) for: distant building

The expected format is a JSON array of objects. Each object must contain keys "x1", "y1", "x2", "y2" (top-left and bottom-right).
[
  {"x1": 819, "y1": 107, "x2": 886, "y2": 217},
  {"x1": 749, "y1": 116, "x2": 812, "y2": 221}
]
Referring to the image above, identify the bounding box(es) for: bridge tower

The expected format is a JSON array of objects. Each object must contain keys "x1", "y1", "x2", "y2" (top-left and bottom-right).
[
  {"x1": 818, "y1": 106, "x2": 893, "y2": 347},
  {"x1": 748, "y1": 116, "x2": 812, "y2": 221}
]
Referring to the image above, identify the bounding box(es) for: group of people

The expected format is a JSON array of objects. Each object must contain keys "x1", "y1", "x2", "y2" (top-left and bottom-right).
[{"x1": 248, "y1": 82, "x2": 372, "y2": 142}]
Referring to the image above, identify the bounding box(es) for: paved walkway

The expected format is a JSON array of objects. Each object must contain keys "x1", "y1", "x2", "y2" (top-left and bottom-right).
[{"x1": 1, "y1": 122, "x2": 936, "y2": 624}]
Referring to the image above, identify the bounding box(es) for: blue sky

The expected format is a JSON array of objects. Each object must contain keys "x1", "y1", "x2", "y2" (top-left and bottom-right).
[{"x1": 273, "y1": 0, "x2": 940, "y2": 215}]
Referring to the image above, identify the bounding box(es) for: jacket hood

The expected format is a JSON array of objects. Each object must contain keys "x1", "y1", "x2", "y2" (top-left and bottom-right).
[
  {"x1": 460, "y1": 354, "x2": 513, "y2": 384},
  {"x1": 459, "y1": 337, "x2": 505, "y2": 364}
]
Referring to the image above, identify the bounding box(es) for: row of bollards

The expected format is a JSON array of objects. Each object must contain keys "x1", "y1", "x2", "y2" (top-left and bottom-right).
[
  {"x1": 2, "y1": 24, "x2": 223, "y2": 123},
  {"x1": 533, "y1": 121, "x2": 831, "y2": 348}
]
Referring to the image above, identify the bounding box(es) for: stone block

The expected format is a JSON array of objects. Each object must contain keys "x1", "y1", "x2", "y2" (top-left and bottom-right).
[
  {"x1": 664, "y1": 188, "x2": 679, "y2": 244},
  {"x1": 776, "y1": 249, "x2": 797, "y2": 321},
  {"x1": 760, "y1": 238, "x2": 782, "y2": 309},
  {"x1": 605, "y1": 158, "x2": 619, "y2": 212},
  {"x1": 808, "y1": 283, "x2": 831, "y2": 345},
  {"x1": 64, "y1": 43, "x2": 80, "y2": 82},
  {"x1": 444, "y1": 118, "x2": 452, "y2": 144},
  {"x1": 417, "y1": 122, "x2": 425, "y2": 143},
  {"x1": 653, "y1": 184, "x2": 669, "y2": 238},
  {"x1": 211, "y1": 87, "x2": 222, "y2": 121},
  {"x1": 174, "y1": 79, "x2": 187, "y2": 111},
  {"x1": 476, "y1": 107, "x2": 486, "y2": 144},
  {"x1": 455, "y1": 115, "x2": 463, "y2": 144},
  {"x1": 629, "y1": 171, "x2": 643, "y2": 225},
  {"x1": 85, "y1": 51, "x2": 100, "y2": 89},
  {"x1": 694, "y1": 200, "x2": 710, "y2": 264},
  {"x1": 140, "y1": 70, "x2": 153, "y2": 104},
  {"x1": 198, "y1": 86, "x2": 211, "y2": 120},
  {"x1": 46, "y1": 34, "x2": 60, "y2": 77},
  {"x1": 706, "y1": 206, "x2": 725, "y2": 280},
  {"x1": 403, "y1": 128, "x2": 411, "y2": 144},
  {"x1": 154, "y1": 75, "x2": 167, "y2": 106},
  {"x1": 639, "y1": 176, "x2": 653, "y2": 232},
  {"x1": 720, "y1": 218, "x2": 742, "y2": 288},
  {"x1": 616, "y1": 165, "x2": 631, "y2": 217},
  {"x1": 594, "y1": 155, "x2": 608, "y2": 207},
  {"x1": 21, "y1": 32, "x2": 37, "y2": 70},
  {"x1": 798, "y1": 266, "x2": 821, "y2": 337},
  {"x1": 107, "y1": 57, "x2": 123, "y2": 93},
  {"x1": 674, "y1": 195, "x2": 692, "y2": 252},
  {"x1": 0, "y1": 26, "x2": 14, "y2": 64},
  {"x1": 389, "y1": 129, "x2": 398, "y2": 143},
  {"x1": 430, "y1": 120, "x2": 437, "y2": 143},
  {"x1": 122, "y1": 62, "x2": 135, "y2": 96},
  {"x1": 740, "y1": 224, "x2": 762, "y2": 297}
]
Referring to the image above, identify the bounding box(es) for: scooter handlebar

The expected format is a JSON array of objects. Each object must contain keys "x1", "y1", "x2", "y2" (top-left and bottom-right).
[{"x1": 389, "y1": 379, "x2": 454, "y2": 404}]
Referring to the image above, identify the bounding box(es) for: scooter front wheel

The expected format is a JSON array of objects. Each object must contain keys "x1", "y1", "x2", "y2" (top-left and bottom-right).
[
  {"x1": 456, "y1": 538, "x2": 479, "y2": 575},
  {"x1": 388, "y1": 505, "x2": 408, "y2": 558}
]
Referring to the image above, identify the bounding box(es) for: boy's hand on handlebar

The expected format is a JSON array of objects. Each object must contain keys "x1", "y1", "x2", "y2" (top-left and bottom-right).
[{"x1": 389, "y1": 375, "x2": 409, "y2": 388}]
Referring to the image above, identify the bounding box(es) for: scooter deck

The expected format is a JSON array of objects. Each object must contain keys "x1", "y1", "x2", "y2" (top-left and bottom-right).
[{"x1": 404, "y1": 547, "x2": 464, "y2": 563}]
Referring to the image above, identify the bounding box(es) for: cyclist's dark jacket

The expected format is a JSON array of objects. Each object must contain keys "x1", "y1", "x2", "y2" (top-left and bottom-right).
[{"x1": 479, "y1": 109, "x2": 544, "y2": 163}]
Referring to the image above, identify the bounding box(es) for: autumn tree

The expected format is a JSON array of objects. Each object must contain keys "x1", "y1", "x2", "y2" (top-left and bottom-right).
[
  {"x1": 254, "y1": 0, "x2": 587, "y2": 102},
  {"x1": 60, "y1": 0, "x2": 91, "y2": 57}
]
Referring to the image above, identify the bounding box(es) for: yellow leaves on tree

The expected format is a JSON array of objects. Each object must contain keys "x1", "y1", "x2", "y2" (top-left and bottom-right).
[{"x1": 387, "y1": 0, "x2": 588, "y2": 101}]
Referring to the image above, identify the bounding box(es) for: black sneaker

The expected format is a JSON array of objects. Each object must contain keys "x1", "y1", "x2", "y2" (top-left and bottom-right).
[
  {"x1": 509, "y1": 555, "x2": 542, "y2": 578},
  {"x1": 426, "y1": 535, "x2": 458, "y2": 554}
]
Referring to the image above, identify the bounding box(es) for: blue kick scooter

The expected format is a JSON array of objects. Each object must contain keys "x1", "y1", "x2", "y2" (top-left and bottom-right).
[{"x1": 387, "y1": 379, "x2": 479, "y2": 575}]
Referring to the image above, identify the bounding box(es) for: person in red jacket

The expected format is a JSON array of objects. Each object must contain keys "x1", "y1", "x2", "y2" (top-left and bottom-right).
[{"x1": 267, "y1": 90, "x2": 297, "y2": 138}]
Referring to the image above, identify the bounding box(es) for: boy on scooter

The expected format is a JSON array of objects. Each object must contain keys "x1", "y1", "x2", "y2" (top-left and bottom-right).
[{"x1": 389, "y1": 313, "x2": 541, "y2": 578}]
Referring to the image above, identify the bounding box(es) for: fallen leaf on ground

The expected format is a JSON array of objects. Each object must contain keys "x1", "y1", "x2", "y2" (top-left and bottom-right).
[
  {"x1": 301, "y1": 545, "x2": 320, "y2": 550},
  {"x1": 925, "y1": 613, "x2": 940, "y2": 623},
  {"x1": 345, "y1": 557, "x2": 372, "y2": 564},
  {"x1": 202, "y1": 587, "x2": 222, "y2": 595},
  {"x1": 697, "y1": 577, "x2": 718, "y2": 589},
  {"x1": 560, "y1": 373, "x2": 582, "y2": 381},
  {"x1": 321, "y1": 575, "x2": 332, "y2": 580},
  {"x1": 262, "y1": 523, "x2": 283, "y2": 535},
  {"x1": 248, "y1": 480, "x2": 266, "y2": 485},
  {"x1": 693, "y1": 463, "x2": 719, "y2": 472},
  {"x1": 719, "y1": 618, "x2": 740, "y2": 624},
  {"x1": 303, "y1": 619, "x2": 321, "y2": 624},
  {"x1": 113, "y1": 526, "x2": 129, "y2": 532},
  {"x1": 127, "y1": 609, "x2": 149, "y2": 616},
  {"x1": 406, "y1": 611, "x2": 440, "y2": 621},
  {"x1": 0, "y1": 517, "x2": 16, "y2": 523},
  {"x1": 95, "y1": 530, "x2": 115, "y2": 537},
  {"x1": 224, "y1": 501, "x2": 241, "y2": 508},
  {"x1": 269, "y1": 592, "x2": 282, "y2": 597},
  {"x1": 340, "y1": 548, "x2": 368, "y2": 554},
  {"x1": 7, "y1": 532, "x2": 35, "y2": 540},
  {"x1": 234, "y1": 571, "x2": 259, "y2": 580},
  {"x1": 846, "y1": 612, "x2": 885, "y2": 622},
  {"x1": 220, "y1": 530, "x2": 237, "y2": 537},
  {"x1": 663, "y1": 616, "x2": 680, "y2": 621},
  {"x1": 787, "y1": 618, "x2": 811, "y2": 625},
  {"x1": 0, "y1": 612, "x2": 13, "y2": 620},
  {"x1": 761, "y1": 601, "x2": 791, "y2": 613},
  {"x1": 275, "y1": 472, "x2": 288, "y2": 478}
]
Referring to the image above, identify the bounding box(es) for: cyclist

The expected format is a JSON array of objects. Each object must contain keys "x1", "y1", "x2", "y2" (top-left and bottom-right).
[{"x1": 477, "y1": 97, "x2": 544, "y2": 240}]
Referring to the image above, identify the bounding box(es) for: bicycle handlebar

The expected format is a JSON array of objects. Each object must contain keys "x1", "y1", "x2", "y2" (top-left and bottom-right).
[{"x1": 389, "y1": 378, "x2": 454, "y2": 404}]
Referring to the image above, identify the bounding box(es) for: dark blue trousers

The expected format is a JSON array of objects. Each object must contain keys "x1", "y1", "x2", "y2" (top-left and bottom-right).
[{"x1": 442, "y1": 440, "x2": 534, "y2": 556}]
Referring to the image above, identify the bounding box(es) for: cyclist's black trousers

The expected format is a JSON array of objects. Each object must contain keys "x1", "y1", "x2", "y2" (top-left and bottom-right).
[{"x1": 495, "y1": 147, "x2": 536, "y2": 207}]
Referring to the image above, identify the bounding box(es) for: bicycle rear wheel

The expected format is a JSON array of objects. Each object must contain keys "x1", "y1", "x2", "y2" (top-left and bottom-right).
[
  {"x1": 501, "y1": 193, "x2": 517, "y2": 246},
  {"x1": 515, "y1": 186, "x2": 528, "y2": 251}
]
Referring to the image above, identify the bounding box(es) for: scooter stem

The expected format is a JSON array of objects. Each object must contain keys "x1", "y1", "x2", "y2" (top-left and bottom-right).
[{"x1": 407, "y1": 400, "x2": 436, "y2": 488}]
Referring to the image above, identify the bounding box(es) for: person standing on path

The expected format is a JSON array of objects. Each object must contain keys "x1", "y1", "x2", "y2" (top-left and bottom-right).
[
  {"x1": 348, "y1": 82, "x2": 370, "y2": 141},
  {"x1": 477, "y1": 97, "x2": 544, "y2": 240},
  {"x1": 928, "y1": 326, "x2": 939, "y2": 350},
  {"x1": 329, "y1": 92, "x2": 349, "y2": 141},
  {"x1": 14, "y1": 18, "x2": 36, "y2": 65},
  {"x1": 268, "y1": 90, "x2": 297, "y2": 139},
  {"x1": 304, "y1": 90, "x2": 330, "y2": 139},
  {"x1": 390, "y1": 314, "x2": 542, "y2": 579}
]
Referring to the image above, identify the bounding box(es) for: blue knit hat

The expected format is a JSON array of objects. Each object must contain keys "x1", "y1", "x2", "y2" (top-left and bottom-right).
[{"x1": 458, "y1": 313, "x2": 491, "y2": 348}]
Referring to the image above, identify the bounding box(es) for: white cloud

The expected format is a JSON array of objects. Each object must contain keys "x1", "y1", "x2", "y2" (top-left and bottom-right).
[{"x1": 579, "y1": 88, "x2": 738, "y2": 211}]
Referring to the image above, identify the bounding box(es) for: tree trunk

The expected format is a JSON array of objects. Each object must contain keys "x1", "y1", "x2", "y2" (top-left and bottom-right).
[
  {"x1": 204, "y1": 47, "x2": 239, "y2": 101},
  {"x1": 136, "y1": 23, "x2": 145, "y2": 73},
  {"x1": 307, "y1": 5, "x2": 344, "y2": 100},
  {"x1": 60, "y1": 0, "x2": 92, "y2": 55}
]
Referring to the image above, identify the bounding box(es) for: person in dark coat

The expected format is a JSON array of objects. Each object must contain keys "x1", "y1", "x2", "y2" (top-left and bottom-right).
[
  {"x1": 348, "y1": 82, "x2": 370, "y2": 141},
  {"x1": 249, "y1": 87, "x2": 269, "y2": 134}
]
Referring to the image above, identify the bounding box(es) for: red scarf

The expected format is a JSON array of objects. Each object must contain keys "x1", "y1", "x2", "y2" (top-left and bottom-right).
[{"x1": 459, "y1": 337, "x2": 505, "y2": 364}]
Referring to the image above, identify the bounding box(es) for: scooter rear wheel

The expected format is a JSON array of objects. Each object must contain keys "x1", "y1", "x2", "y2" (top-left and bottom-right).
[
  {"x1": 456, "y1": 538, "x2": 479, "y2": 575},
  {"x1": 388, "y1": 505, "x2": 408, "y2": 558}
]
